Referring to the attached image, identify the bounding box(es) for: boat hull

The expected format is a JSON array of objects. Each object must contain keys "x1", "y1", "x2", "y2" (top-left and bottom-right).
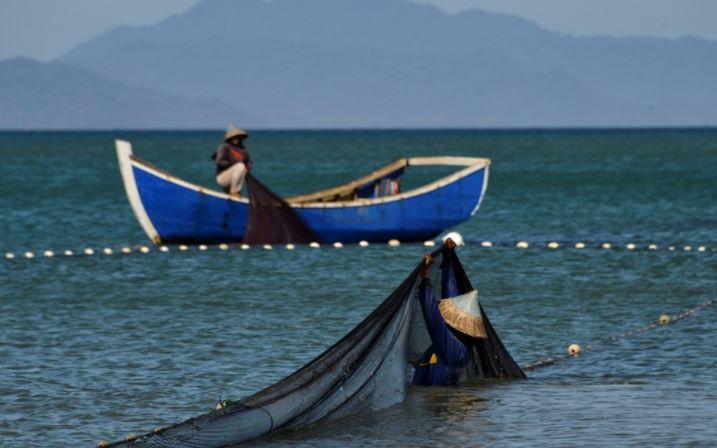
[
  {"x1": 118, "y1": 141, "x2": 489, "y2": 244},
  {"x1": 133, "y1": 166, "x2": 249, "y2": 244}
]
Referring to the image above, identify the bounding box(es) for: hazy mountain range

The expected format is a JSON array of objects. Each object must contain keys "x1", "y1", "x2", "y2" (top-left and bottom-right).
[{"x1": 2, "y1": 0, "x2": 716, "y2": 129}]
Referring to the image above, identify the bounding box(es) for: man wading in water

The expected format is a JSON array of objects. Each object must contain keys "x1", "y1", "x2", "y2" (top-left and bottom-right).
[
  {"x1": 212, "y1": 123, "x2": 252, "y2": 197},
  {"x1": 414, "y1": 238, "x2": 485, "y2": 386}
]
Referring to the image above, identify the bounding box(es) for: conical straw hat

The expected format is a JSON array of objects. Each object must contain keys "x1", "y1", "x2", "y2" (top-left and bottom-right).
[
  {"x1": 438, "y1": 290, "x2": 486, "y2": 338},
  {"x1": 224, "y1": 123, "x2": 248, "y2": 141}
]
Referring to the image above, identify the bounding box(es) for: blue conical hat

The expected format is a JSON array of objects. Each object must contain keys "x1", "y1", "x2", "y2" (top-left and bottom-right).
[{"x1": 438, "y1": 290, "x2": 486, "y2": 338}]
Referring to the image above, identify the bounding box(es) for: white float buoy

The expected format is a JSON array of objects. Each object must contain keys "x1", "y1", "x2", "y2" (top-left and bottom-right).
[
  {"x1": 481, "y1": 241, "x2": 493, "y2": 248},
  {"x1": 121, "y1": 247, "x2": 131, "y2": 254},
  {"x1": 286, "y1": 243, "x2": 295, "y2": 250},
  {"x1": 547, "y1": 241, "x2": 559, "y2": 249},
  {"x1": 333, "y1": 242, "x2": 343, "y2": 248},
  {"x1": 84, "y1": 248, "x2": 94, "y2": 256},
  {"x1": 139, "y1": 246, "x2": 150, "y2": 254},
  {"x1": 64, "y1": 250, "x2": 74, "y2": 256},
  {"x1": 44, "y1": 250, "x2": 54, "y2": 257},
  {"x1": 263, "y1": 244, "x2": 272, "y2": 250},
  {"x1": 215, "y1": 400, "x2": 229, "y2": 410},
  {"x1": 574, "y1": 242, "x2": 586, "y2": 249},
  {"x1": 648, "y1": 244, "x2": 658, "y2": 250},
  {"x1": 5, "y1": 253, "x2": 15, "y2": 259},
  {"x1": 218, "y1": 243, "x2": 229, "y2": 251},
  {"x1": 179, "y1": 245, "x2": 189, "y2": 251},
  {"x1": 159, "y1": 246, "x2": 169, "y2": 252},
  {"x1": 442, "y1": 231, "x2": 464, "y2": 247},
  {"x1": 309, "y1": 242, "x2": 320, "y2": 248},
  {"x1": 684, "y1": 246, "x2": 692, "y2": 251},
  {"x1": 626, "y1": 243, "x2": 636, "y2": 250},
  {"x1": 423, "y1": 240, "x2": 436, "y2": 247},
  {"x1": 240, "y1": 244, "x2": 250, "y2": 250},
  {"x1": 568, "y1": 343, "x2": 581, "y2": 356},
  {"x1": 668, "y1": 246, "x2": 676, "y2": 251},
  {"x1": 601, "y1": 242, "x2": 612, "y2": 249},
  {"x1": 516, "y1": 241, "x2": 529, "y2": 249},
  {"x1": 359, "y1": 240, "x2": 370, "y2": 247},
  {"x1": 24, "y1": 251, "x2": 35, "y2": 259},
  {"x1": 102, "y1": 248, "x2": 113, "y2": 255},
  {"x1": 388, "y1": 239, "x2": 400, "y2": 247},
  {"x1": 198, "y1": 244, "x2": 208, "y2": 251},
  {"x1": 698, "y1": 246, "x2": 706, "y2": 252}
]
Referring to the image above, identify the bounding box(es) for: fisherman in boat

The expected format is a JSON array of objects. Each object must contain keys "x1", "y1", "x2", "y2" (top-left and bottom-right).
[
  {"x1": 212, "y1": 123, "x2": 252, "y2": 197},
  {"x1": 414, "y1": 239, "x2": 485, "y2": 386}
]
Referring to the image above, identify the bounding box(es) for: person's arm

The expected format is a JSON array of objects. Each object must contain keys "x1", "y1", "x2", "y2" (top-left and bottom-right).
[
  {"x1": 215, "y1": 144, "x2": 233, "y2": 171},
  {"x1": 419, "y1": 255, "x2": 468, "y2": 365},
  {"x1": 440, "y1": 238, "x2": 459, "y2": 299},
  {"x1": 440, "y1": 258, "x2": 459, "y2": 299},
  {"x1": 242, "y1": 149, "x2": 252, "y2": 172}
]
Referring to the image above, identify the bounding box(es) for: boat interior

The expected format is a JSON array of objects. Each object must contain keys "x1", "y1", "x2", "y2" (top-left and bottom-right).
[
  {"x1": 285, "y1": 156, "x2": 487, "y2": 204},
  {"x1": 286, "y1": 159, "x2": 408, "y2": 204}
]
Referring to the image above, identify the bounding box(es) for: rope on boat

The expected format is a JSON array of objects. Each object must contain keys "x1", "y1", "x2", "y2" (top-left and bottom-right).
[
  {"x1": 522, "y1": 298, "x2": 715, "y2": 372},
  {"x1": 4, "y1": 239, "x2": 715, "y2": 262}
]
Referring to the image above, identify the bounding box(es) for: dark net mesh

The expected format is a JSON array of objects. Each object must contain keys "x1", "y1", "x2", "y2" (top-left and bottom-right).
[
  {"x1": 242, "y1": 175, "x2": 320, "y2": 245},
  {"x1": 442, "y1": 249, "x2": 527, "y2": 380},
  {"x1": 106, "y1": 245, "x2": 523, "y2": 448}
]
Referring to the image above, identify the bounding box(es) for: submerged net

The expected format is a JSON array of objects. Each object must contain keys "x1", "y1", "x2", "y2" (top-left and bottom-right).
[
  {"x1": 242, "y1": 175, "x2": 320, "y2": 245},
  {"x1": 107, "y1": 244, "x2": 524, "y2": 448}
]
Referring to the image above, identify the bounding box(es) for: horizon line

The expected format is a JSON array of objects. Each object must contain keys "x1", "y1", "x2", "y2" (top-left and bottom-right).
[{"x1": 1, "y1": 125, "x2": 717, "y2": 133}]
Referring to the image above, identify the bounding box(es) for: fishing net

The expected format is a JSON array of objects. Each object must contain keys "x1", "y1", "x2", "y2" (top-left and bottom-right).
[
  {"x1": 241, "y1": 175, "x2": 320, "y2": 245},
  {"x1": 106, "y1": 244, "x2": 524, "y2": 448}
]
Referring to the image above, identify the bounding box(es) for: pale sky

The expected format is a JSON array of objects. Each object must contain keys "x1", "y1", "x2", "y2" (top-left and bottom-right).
[
  {"x1": 0, "y1": 0, "x2": 715, "y2": 61},
  {"x1": 0, "y1": 0, "x2": 199, "y2": 61}
]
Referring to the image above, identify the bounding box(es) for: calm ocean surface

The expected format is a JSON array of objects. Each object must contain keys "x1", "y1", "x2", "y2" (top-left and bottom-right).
[{"x1": 1, "y1": 129, "x2": 716, "y2": 447}]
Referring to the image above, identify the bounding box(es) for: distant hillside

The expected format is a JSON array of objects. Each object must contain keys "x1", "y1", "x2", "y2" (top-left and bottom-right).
[
  {"x1": 0, "y1": 58, "x2": 256, "y2": 129},
  {"x1": 10, "y1": 0, "x2": 717, "y2": 128}
]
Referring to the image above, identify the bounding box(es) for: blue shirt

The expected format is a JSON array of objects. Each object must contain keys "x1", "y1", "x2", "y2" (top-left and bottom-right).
[{"x1": 412, "y1": 263, "x2": 469, "y2": 386}]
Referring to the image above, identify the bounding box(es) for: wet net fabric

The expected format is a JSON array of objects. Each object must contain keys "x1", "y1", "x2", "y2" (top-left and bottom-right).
[
  {"x1": 242, "y1": 175, "x2": 320, "y2": 245},
  {"x1": 441, "y1": 249, "x2": 526, "y2": 379},
  {"x1": 108, "y1": 246, "x2": 524, "y2": 448}
]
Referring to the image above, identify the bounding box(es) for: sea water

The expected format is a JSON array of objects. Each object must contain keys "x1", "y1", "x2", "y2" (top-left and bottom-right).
[{"x1": 1, "y1": 129, "x2": 716, "y2": 446}]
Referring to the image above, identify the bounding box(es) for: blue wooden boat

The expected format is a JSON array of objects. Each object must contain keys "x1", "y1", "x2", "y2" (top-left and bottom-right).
[{"x1": 115, "y1": 140, "x2": 490, "y2": 244}]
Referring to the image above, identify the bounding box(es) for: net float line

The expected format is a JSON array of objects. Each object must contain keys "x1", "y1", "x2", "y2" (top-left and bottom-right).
[
  {"x1": 478, "y1": 240, "x2": 714, "y2": 253},
  {"x1": 2, "y1": 240, "x2": 400, "y2": 261},
  {"x1": 522, "y1": 298, "x2": 714, "y2": 372},
  {"x1": 4, "y1": 233, "x2": 716, "y2": 263}
]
